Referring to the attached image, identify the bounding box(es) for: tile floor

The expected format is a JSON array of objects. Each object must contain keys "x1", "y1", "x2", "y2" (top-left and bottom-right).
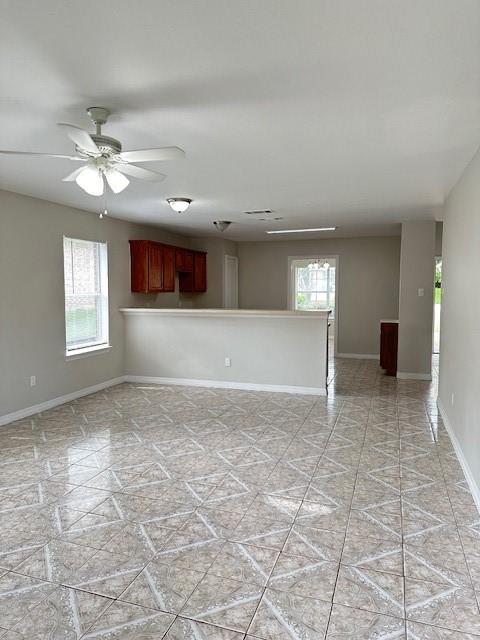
[{"x1": 0, "y1": 358, "x2": 479, "y2": 638}]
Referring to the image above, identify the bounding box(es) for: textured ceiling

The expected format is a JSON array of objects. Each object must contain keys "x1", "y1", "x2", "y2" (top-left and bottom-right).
[{"x1": 1, "y1": 0, "x2": 479, "y2": 240}]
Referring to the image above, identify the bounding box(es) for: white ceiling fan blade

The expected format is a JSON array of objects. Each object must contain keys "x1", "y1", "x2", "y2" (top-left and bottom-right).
[
  {"x1": 0, "y1": 150, "x2": 85, "y2": 161},
  {"x1": 75, "y1": 166, "x2": 104, "y2": 196},
  {"x1": 119, "y1": 146, "x2": 185, "y2": 163},
  {"x1": 116, "y1": 163, "x2": 166, "y2": 182},
  {"x1": 105, "y1": 168, "x2": 129, "y2": 194},
  {"x1": 57, "y1": 123, "x2": 99, "y2": 154},
  {"x1": 62, "y1": 167, "x2": 86, "y2": 182}
]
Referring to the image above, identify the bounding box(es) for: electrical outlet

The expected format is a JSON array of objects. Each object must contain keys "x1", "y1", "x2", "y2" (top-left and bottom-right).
[
  {"x1": 30, "y1": 375, "x2": 36, "y2": 387},
  {"x1": 224, "y1": 357, "x2": 231, "y2": 367},
  {"x1": 418, "y1": 288, "x2": 424, "y2": 297}
]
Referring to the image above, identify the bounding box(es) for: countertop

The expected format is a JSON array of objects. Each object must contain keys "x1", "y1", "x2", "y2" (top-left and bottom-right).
[{"x1": 120, "y1": 308, "x2": 332, "y2": 319}]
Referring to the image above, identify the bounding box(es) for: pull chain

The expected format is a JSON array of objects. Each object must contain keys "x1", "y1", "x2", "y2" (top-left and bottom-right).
[{"x1": 99, "y1": 191, "x2": 108, "y2": 219}]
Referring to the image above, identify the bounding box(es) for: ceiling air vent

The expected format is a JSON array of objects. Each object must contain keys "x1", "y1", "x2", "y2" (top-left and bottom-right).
[
  {"x1": 243, "y1": 209, "x2": 282, "y2": 221},
  {"x1": 243, "y1": 209, "x2": 274, "y2": 215}
]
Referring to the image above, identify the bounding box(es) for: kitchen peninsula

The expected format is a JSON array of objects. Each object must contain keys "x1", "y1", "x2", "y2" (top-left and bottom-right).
[{"x1": 120, "y1": 308, "x2": 331, "y2": 395}]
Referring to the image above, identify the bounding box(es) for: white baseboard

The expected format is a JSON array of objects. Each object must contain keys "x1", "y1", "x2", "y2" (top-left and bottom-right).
[
  {"x1": 437, "y1": 398, "x2": 480, "y2": 513},
  {"x1": 336, "y1": 353, "x2": 379, "y2": 360},
  {"x1": 0, "y1": 373, "x2": 327, "y2": 428},
  {"x1": 397, "y1": 371, "x2": 432, "y2": 380},
  {"x1": 0, "y1": 377, "x2": 126, "y2": 427},
  {"x1": 125, "y1": 375, "x2": 326, "y2": 396}
]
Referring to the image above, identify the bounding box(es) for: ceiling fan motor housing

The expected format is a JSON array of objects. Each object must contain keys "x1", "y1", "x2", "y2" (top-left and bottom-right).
[
  {"x1": 87, "y1": 106, "x2": 110, "y2": 126},
  {"x1": 76, "y1": 135, "x2": 122, "y2": 157}
]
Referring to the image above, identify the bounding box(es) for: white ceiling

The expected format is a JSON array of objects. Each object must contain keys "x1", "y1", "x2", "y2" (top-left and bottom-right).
[{"x1": 1, "y1": 0, "x2": 479, "y2": 241}]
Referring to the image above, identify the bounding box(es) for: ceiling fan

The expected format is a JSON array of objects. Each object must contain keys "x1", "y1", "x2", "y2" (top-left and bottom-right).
[{"x1": 0, "y1": 107, "x2": 185, "y2": 196}]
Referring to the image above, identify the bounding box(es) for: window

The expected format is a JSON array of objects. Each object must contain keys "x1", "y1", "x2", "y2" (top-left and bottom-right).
[
  {"x1": 63, "y1": 237, "x2": 109, "y2": 355},
  {"x1": 290, "y1": 257, "x2": 336, "y2": 317}
]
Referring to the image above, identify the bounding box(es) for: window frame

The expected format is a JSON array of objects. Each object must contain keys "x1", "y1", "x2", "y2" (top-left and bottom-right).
[
  {"x1": 287, "y1": 254, "x2": 339, "y2": 354},
  {"x1": 63, "y1": 236, "x2": 110, "y2": 358},
  {"x1": 293, "y1": 262, "x2": 335, "y2": 312}
]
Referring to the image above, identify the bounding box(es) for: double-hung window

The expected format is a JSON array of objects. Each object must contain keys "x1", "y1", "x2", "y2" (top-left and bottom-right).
[
  {"x1": 290, "y1": 257, "x2": 336, "y2": 317},
  {"x1": 63, "y1": 237, "x2": 109, "y2": 356}
]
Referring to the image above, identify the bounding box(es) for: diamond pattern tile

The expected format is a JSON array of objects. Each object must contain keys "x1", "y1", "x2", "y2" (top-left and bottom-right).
[{"x1": 0, "y1": 364, "x2": 478, "y2": 638}]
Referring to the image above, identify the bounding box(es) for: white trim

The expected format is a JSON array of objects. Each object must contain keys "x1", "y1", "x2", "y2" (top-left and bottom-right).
[
  {"x1": 120, "y1": 308, "x2": 330, "y2": 320},
  {"x1": 125, "y1": 375, "x2": 326, "y2": 396},
  {"x1": 65, "y1": 344, "x2": 112, "y2": 360},
  {"x1": 63, "y1": 236, "x2": 109, "y2": 354},
  {"x1": 0, "y1": 377, "x2": 125, "y2": 427},
  {"x1": 336, "y1": 353, "x2": 379, "y2": 360},
  {"x1": 396, "y1": 371, "x2": 432, "y2": 380},
  {"x1": 437, "y1": 398, "x2": 480, "y2": 513},
  {"x1": 287, "y1": 254, "x2": 339, "y2": 356},
  {"x1": 223, "y1": 254, "x2": 239, "y2": 309}
]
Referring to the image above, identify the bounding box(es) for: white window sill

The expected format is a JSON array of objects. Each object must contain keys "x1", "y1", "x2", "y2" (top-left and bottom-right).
[{"x1": 65, "y1": 344, "x2": 112, "y2": 361}]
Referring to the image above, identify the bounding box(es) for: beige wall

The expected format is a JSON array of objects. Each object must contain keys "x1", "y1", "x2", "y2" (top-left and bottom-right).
[
  {"x1": 123, "y1": 310, "x2": 329, "y2": 392},
  {"x1": 238, "y1": 236, "x2": 401, "y2": 356},
  {"x1": 0, "y1": 190, "x2": 190, "y2": 416},
  {"x1": 189, "y1": 237, "x2": 238, "y2": 308},
  {"x1": 438, "y1": 146, "x2": 480, "y2": 495},
  {"x1": 397, "y1": 221, "x2": 436, "y2": 378},
  {"x1": 435, "y1": 221, "x2": 443, "y2": 256}
]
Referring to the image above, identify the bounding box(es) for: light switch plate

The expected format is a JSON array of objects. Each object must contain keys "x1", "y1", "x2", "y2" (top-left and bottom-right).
[{"x1": 418, "y1": 288, "x2": 424, "y2": 297}]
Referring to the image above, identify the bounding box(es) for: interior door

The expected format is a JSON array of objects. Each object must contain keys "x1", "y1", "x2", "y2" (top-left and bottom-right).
[{"x1": 224, "y1": 255, "x2": 239, "y2": 308}]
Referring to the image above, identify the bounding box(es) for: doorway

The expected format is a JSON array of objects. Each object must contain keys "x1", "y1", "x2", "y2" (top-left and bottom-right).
[
  {"x1": 433, "y1": 256, "x2": 442, "y2": 354},
  {"x1": 223, "y1": 255, "x2": 239, "y2": 309},
  {"x1": 288, "y1": 255, "x2": 339, "y2": 355}
]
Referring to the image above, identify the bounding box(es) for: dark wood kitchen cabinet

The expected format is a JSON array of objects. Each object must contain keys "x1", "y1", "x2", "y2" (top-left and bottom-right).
[
  {"x1": 194, "y1": 252, "x2": 207, "y2": 292},
  {"x1": 179, "y1": 251, "x2": 207, "y2": 293},
  {"x1": 380, "y1": 320, "x2": 398, "y2": 376},
  {"x1": 129, "y1": 240, "x2": 206, "y2": 294},
  {"x1": 148, "y1": 242, "x2": 164, "y2": 291},
  {"x1": 162, "y1": 244, "x2": 175, "y2": 292},
  {"x1": 175, "y1": 248, "x2": 194, "y2": 273}
]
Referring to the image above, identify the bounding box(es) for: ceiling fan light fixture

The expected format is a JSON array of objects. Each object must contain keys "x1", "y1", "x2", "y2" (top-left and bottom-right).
[
  {"x1": 167, "y1": 198, "x2": 192, "y2": 213},
  {"x1": 105, "y1": 168, "x2": 129, "y2": 194},
  {"x1": 75, "y1": 166, "x2": 104, "y2": 196}
]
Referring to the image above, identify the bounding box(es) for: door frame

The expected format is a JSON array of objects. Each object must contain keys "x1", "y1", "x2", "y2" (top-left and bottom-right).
[
  {"x1": 287, "y1": 254, "x2": 340, "y2": 356},
  {"x1": 432, "y1": 255, "x2": 442, "y2": 355},
  {"x1": 223, "y1": 254, "x2": 239, "y2": 309}
]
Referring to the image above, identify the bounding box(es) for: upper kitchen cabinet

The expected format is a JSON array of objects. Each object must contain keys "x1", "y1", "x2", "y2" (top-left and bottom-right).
[
  {"x1": 175, "y1": 248, "x2": 194, "y2": 273},
  {"x1": 129, "y1": 240, "x2": 206, "y2": 293},
  {"x1": 162, "y1": 244, "x2": 175, "y2": 292},
  {"x1": 193, "y1": 251, "x2": 207, "y2": 292},
  {"x1": 179, "y1": 251, "x2": 207, "y2": 293}
]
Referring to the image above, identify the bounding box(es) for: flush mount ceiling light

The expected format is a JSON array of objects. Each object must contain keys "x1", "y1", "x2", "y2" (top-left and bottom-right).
[
  {"x1": 213, "y1": 220, "x2": 232, "y2": 232},
  {"x1": 167, "y1": 198, "x2": 192, "y2": 213},
  {"x1": 266, "y1": 227, "x2": 336, "y2": 234}
]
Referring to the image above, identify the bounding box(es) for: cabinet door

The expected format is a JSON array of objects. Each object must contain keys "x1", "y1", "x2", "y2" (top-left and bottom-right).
[
  {"x1": 193, "y1": 252, "x2": 207, "y2": 292},
  {"x1": 175, "y1": 248, "x2": 186, "y2": 272},
  {"x1": 129, "y1": 240, "x2": 149, "y2": 293},
  {"x1": 178, "y1": 272, "x2": 192, "y2": 292},
  {"x1": 184, "y1": 251, "x2": 194, "y2": 273},
  {"x1": 380, "y1": 322, "x2": 398, "y2": 376},
  {"x1": 148, "y1": 243, "x2": 164, "y2": 291},
  {"x1": 163, "y1": 245, "x2": 175, "y2": 292}
]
